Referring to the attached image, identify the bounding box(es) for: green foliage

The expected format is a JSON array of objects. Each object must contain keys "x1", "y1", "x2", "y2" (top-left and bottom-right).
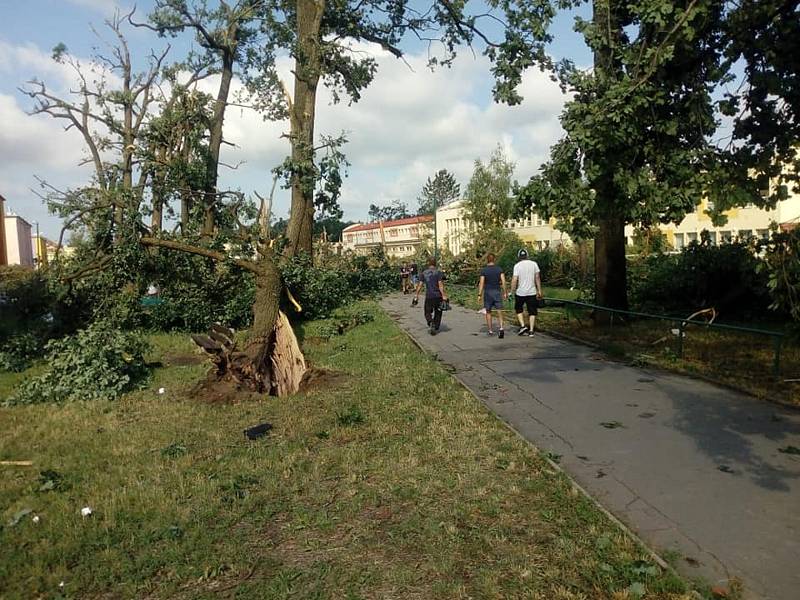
[
  {"x1": 281, "y1": 253, "x2": 396, "y2": 320},
  {"x1": 533, "y1": 244, "x2": 593, "y2": 293},
  {"x1": 0, "y1": 334, "x2": 42, "y2": 373},
  {"x1": 367, "y1": 199, "x2": 410, "y2": 223},
  {"x1": 628, "y1": 239, "x2": 771, "y2": 318},
  {"x1": 463, "y1": 145, "x2": 516, "y2": 229},
  {"x1": 628, "y1": 227, "x2": 672, "y2": 256},
  {"x1": 758, "y1": 228, "x2": 800, "y2": 328},
  {"x1": 454, "y1": 226, "x2": 525, "y2": 284},
  {"x1": 5, "y1": 324, "x2": 151, "y2": 406},
  {"x1": 418, "y1": 169, "x2": 461, "y2": 215}
]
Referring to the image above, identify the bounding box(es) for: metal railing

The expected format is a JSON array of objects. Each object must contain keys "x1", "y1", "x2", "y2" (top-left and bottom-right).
[{"x1": 544, "y1": 298, "x2": 786, "y2": 377}]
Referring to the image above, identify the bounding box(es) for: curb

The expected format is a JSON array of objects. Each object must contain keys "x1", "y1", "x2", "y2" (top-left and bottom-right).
[{"x1": 385, "y1": 304, "x2": 678, "y2": 579}]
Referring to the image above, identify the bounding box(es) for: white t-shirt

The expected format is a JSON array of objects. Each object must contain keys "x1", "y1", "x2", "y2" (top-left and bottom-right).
[{"x1": 513, "y1": 259, "x2": 540, "y2": 296}]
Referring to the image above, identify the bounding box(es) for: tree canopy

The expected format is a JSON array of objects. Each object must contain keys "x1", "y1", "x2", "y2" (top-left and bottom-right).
[{"x1": 418, "y1": 169, "x2": 461, "y2": 215}]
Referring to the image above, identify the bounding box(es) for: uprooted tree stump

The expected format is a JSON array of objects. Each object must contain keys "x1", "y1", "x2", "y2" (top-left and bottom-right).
[{"x1": 192, "y1": 311, "x2": 307, "y2": 397}]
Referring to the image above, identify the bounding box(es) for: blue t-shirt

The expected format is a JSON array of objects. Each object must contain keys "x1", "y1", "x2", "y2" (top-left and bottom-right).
[
  {"x1": 480, "y1": 265, "x2": 503, "y2": 290},
  {"x1": 421, "y1": 267, "x2": 443, "y2": 299}
]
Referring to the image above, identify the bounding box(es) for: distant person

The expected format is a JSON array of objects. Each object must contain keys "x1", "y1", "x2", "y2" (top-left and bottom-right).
[
  {"x1": 400, "y1": 262, "x2": 411, "y2": 294},
  {"x1": 477, "y1": 253, "x2": 507, "y2": 338},
  {"x1": 414, "y1": 257, "x2": 449, "y2": 335},
  {"x1": 511, "y1": 249, "x2": 542, "y2": 337},
  {"x1": 410, "y1": 262, "x2": 419, "y2": 287}
]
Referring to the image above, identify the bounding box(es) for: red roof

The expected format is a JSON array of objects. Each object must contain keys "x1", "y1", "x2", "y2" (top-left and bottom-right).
[{"x1": 344, "y1": 215, "x2": 433, "y2": 233}]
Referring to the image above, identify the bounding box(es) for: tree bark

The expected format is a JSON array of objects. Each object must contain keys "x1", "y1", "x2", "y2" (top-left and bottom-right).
[
  {"x1": 594, "y1": 215, "x2": 628, "y2": 320},
  {"x1": 285, "y1": 0, "x2": 326, "y2": 258},
  {"x1": 203, "y1": 49, "x2": 236, "y2": 237},
  {"x1": 591, "y1": 0, "x2": 628, "y2": 322}
]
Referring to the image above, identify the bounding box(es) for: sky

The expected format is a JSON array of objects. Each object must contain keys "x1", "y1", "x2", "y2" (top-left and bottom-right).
[{"x1": 0, "y1": 0, "x2": 592, "y2": 240}]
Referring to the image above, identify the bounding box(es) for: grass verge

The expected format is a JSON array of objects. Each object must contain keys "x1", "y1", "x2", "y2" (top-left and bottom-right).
[{"x1": 2, "y1": 302, "x2": 702, "y2": 598}]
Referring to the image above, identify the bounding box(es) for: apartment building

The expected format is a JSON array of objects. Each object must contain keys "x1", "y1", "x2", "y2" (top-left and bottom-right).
[
  {"x1": 342, "y1": 215, "x2": 433, "y2": 258},
  {"x1": 3, "y1": 213, "x2": 34, "y2": 267},
  {"x1": 435, "y1": 199, "x2": 570, "y2": 256}
]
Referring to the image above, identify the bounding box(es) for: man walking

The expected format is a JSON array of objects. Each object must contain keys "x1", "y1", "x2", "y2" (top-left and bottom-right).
[
  {"x1": 477, "y1": 253, "x2": 507, "y2": 338},
  {"x1": 510, "y1": 249, "x2": 542, "y2": 337},
  {"x1": 414, "y1": 257, "x2": 449, "y2": 335},
  {"x1": 400, "y1": 262, "x2": 411, "y2": 294}
]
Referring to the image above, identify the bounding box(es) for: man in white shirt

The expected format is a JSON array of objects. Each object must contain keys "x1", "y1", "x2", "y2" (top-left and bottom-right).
[{"x1": 510, "y1": 249, "x2": 542, "y2": 336}]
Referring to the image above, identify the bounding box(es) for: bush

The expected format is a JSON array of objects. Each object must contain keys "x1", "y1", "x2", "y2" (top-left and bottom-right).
[
  {"x1": 282, "y1": 252, "x2": 396, "y2": 319},
  {"x1": 628, "y1": 239, "x2": 771, "y2": 318},
  {"x1": 5, "y1": 324, "x2": 151, "y2": 406},
  {"x1": 0, "y1": 333, "x2": 42, "y2": 372}
]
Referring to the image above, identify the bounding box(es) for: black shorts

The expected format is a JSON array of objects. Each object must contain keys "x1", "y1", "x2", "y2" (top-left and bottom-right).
[{"x1": 514, "y1": 294, "x2": 538, "y2": 315}]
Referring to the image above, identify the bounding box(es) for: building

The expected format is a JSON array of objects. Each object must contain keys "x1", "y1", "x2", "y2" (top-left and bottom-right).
[
  {"x1": 3, "y1": 213, "x2": 34, "y2": 267},
  {"x1": 625, "y1": 186, "x2": 800, "y2": 249},
  {"x1": 0, "y1": 194, "x2": 7, "y2": 265},
  {"x1": 342, "y1": 215, "x2": 433, "y2": 258},
  {"x1": 32, "y1": 235, "x2": 52, "y2": 267},
  {"x1": 435, "y1": 199, "x2": 570, "y2": 256}
]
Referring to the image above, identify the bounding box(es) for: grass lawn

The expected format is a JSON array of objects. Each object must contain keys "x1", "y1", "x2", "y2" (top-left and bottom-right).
[
  {"x1": 1, "y1": 302, "x2": 703, "y2": 599},
  {"x1": 449, "y1": 285, "x2": 800, "y2": 406}
]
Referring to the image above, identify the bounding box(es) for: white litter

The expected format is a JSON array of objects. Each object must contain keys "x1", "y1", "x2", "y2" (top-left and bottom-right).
[
  {"x1": 32, "y1": 515, "x2": 40, "y2": 524},
  {"x1": 59, "y1": 582, "x2": 65, "y2": 588},
  {"x1": 80, "y1": 507, "x2": 92, "y2": 517},
  {"x1": 670, "y1": 328, "x2": 686, "y2": 337},
  {"x1": 158, "y1": 387, "x2": 166, "y2": 395},
  {"x1": 478, "y1": 308, "x2": 487, "y2": 314}
]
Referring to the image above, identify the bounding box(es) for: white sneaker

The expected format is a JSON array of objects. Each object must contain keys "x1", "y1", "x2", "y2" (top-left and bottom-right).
[{"x1": 517, "y1": 326, "x2": 529, "y2": 336}]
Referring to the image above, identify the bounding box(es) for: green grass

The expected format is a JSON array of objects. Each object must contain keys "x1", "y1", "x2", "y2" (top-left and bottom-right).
[{"x1": 1, "y1": 302, "x2": 700, "y2": 599}]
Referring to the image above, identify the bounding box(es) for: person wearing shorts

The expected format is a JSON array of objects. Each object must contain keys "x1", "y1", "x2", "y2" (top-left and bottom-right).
[
  {"x1": 414, "y1": 257, "x2": 449, "y2": 335},
  {"x1": 511, "y1": 249, "x2": 542, "y2": 337},
  {"x1": 400, "y1": 262, "x2": 411, "y2": 294},
  {"x1": 477, "y1": 253, "x2": 507, "y2": 338}
]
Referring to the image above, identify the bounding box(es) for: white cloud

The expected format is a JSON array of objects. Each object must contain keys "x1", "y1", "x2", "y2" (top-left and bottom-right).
[{"x1": 1, "y1": 39, "x2": 569, "y2": 237}]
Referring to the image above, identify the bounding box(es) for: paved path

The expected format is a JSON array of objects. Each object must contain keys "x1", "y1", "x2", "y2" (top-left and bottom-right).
[{"x1": 382, "y1": 294, "x2": 800, "y2": 600}]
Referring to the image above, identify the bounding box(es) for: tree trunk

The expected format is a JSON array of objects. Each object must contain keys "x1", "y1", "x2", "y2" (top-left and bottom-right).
[
  {"x1": 285, "y1": 0, "x2": 325, "y2": 258},
  {"x1": 594, "y1": 215, "x2": 628, "y2": 321},
  {"x1": 203, "y1": 50, "x2": 236, "y2": 238}
]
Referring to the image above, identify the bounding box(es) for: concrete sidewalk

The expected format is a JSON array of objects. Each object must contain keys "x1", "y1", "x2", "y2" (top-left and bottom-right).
[{"x1": 382, "y1": 294, "x2": 800, "y2": 600}]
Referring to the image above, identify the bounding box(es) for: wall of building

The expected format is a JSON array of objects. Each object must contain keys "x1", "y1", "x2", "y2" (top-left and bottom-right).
[
  {"x1": 435, "y1": 200, "x2": 570, "y2": 255},
  {"x1": 4, "y1": 216, "x2": 34, "y2": 267},
  {"x1": 0, "y1": 196, "x2": 7, "y2": 266},
  {"x1": 342, "y1": 217, "x2": 433, "y2": 258}
]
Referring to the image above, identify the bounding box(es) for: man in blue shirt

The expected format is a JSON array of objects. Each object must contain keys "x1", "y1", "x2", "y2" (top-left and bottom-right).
[
  {"x1": 477, "y1": 253, "x2": 507, "y2": 338},
  {"x1": 414, "y1": 257, "x2": 449, "y2": 335}
]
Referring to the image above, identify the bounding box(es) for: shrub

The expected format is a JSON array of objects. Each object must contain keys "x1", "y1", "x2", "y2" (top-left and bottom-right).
[
  {"x1": 0, "y1": 333, "x2": 42, "y2": 372},
  {"x1": 5, "y1": 324, "x2": 151, "y2": 406},
  {"x1": 282, "y1": 253, "x2": 395, "y2": 319},
  {"x1": 628, "y1": 239, "x2": 771, "y2": 318}
]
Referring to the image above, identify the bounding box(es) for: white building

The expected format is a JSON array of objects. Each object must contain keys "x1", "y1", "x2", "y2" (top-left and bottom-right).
[
  {"x1": 4, "y1": 213, "x2": 34, "y2": 267},
  {"x1": 435, "y1": 199, "x2": 570, "y2": 255},
  {"x1": 342, "y1": 215, "x2": 433, "y2": 258}
]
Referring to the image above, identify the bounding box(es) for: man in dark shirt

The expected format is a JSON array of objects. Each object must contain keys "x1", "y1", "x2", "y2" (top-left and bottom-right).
[
  {"x1": 414, "y1": 257, "x2": 449, "y2": 335},
  {"x1": 400, "y1": 262, "x2": 411, "y2": 294},
  {"x1": 477, "y1": 253, "x2": 507, "y2": 338}
]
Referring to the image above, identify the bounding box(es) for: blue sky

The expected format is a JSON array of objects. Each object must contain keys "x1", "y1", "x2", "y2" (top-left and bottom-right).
[{"x1": 0, "y1": 0, "x2": 591, "y2": 239}]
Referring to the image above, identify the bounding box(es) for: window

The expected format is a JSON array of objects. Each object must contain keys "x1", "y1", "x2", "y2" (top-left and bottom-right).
[
  {"x1": 738, "y1": 230, "x2": 752, "y2": 240},
  {"x1": 687, "y1": 232, "x2": 698, "y2": 244},
  {"x1": 758, "y1": 229, "x2": 769, "y2": 240},
  {"x1": 707, "y1": 231, "x2": 717, "y2": 245},
  {"x1": 721, "y1": 231, "x2": 732, "y2": 243},
  {"x1": 674, "y1": 233, "x2": 685, "y2": 249}
]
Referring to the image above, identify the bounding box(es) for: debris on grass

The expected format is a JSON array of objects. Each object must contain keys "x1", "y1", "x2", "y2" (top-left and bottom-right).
[
  {"x1": 7, "y1": 508, "x2": 33, "y2": 527},
  {"x1": 778, "y1": 445, "x2": 800, "y2": 455},
  {"x1": 32, "y1": 515, "x2": 40, "y2": 524},
  {"x1": 717, "y1": 465, "x2": 736, "y2": 474},
  {"x1": 244, "y1": 423, "x2": 273, "y2": 440},
  {"x1": 161, "y1": 442, "x2": 188, "y2": 457},
  {"x1": 600, "y1": 421, "x2": 624, "y2": 429},
  {"x1": 38, "y1": 470, "x2": 69, "y2": 492},
  {"x1": 0, "y1": 460, "x2": 33, "y2": 466},
  {"x1": 158, "y1": 387, "x2": 166, "y2": 395},
  {"x1": 80, "y1": 507, "x2": 93, "y2": 518},
  {"x1": 336, "y1": 405, "x2": 365, "y2": 426}
]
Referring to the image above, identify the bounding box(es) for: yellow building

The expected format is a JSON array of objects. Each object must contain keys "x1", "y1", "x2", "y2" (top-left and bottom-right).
[
  {"x1": 625, "y1": 189, "x2": 800, "y2": 249},
  {"x1": 434, "y1": 199, "x2": 570, "y2": 256},
  {"x1": 342, "y1": 215, "x2": 433, "y2": 258}
]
